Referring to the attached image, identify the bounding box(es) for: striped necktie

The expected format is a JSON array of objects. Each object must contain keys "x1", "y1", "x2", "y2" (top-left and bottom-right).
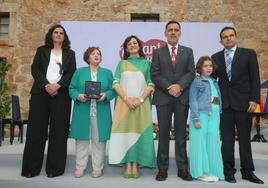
[
  {"x1": 171, "y1": 46, "x2": 176, "y2": 68},
  {"x1": 225, "y1": 50, "x2": 233, "y2": 80}
]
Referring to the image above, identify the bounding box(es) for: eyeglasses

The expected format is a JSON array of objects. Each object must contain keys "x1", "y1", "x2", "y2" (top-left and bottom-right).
[{"x1": 221, "y1": 34, "x2": 235, "y2": 40}]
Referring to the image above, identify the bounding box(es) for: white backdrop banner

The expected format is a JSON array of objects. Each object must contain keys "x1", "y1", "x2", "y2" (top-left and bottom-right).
[{"x1": 61, "y1": 21, "x2": 232, "y2": 123}]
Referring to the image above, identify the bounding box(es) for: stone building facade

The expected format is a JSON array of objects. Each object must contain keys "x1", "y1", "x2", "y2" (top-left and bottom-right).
[{"x1": 1, "y1": 0, "x2": 268, "y2": 118}]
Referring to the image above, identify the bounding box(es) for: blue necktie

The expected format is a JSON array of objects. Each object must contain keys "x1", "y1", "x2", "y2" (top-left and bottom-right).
[{"x1": 225, "y1": 50, "x2": 233, "y2": 81}]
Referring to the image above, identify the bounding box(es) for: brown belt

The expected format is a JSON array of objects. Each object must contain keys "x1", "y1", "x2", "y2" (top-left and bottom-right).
[{"x1": 211, "y1": 97, "x2": 220, "y2": 105}]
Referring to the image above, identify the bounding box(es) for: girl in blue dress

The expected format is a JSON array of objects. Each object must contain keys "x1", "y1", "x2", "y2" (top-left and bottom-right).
[{"x1": 189, "y1": 56, "x2": 224, "y2": 182}]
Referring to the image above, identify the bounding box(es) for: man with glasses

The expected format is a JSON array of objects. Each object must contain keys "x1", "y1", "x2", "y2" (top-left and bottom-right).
[{"x1": 212, "y1": 26, "x2": 264, "y2": 184}]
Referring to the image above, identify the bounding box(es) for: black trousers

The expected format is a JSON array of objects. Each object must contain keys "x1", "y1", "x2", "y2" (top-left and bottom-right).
[
  {"x1": 156, "y1": 98, "x2": 189, "y2": 170},
  {"x1": 220, "y1": 107, "x2": 255, "y2": 176},
  {"x1": 21, "y1": 90, "x2": 71, "y2": 176}
]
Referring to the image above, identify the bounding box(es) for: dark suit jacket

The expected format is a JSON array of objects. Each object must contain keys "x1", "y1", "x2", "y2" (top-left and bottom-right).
[
  {"x1": 151, "y1": 45, "x2": 195, "y2": 105},
  {"x1": 30, "y1": 45, "x2": 76, "y2": 94},
  {"x1": 212, "y1": 47, "x2": 260, "y2": 111}
]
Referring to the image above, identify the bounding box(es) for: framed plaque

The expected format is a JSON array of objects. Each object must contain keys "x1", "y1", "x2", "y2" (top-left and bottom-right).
[{"x1": 85, "y1": 81, "x2": 101, "y2": 99}]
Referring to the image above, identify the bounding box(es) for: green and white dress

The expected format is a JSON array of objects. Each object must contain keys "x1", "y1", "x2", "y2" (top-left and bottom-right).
[{"x1": 108, "y1": 56, "x2": 156, "y2": 168}]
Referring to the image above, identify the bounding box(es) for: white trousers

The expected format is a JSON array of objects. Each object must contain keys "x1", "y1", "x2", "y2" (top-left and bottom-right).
[{"x1": 75, "y1": 116, "x2": 106, "y2": 171}]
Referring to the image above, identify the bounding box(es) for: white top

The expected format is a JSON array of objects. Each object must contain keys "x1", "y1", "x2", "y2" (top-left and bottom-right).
[
  {"x1": 90, "y1": 71, "x2": 97, "y2": 117},
  {"x1": 46, "y1": 51, "x2": 62, "y2": 83}
]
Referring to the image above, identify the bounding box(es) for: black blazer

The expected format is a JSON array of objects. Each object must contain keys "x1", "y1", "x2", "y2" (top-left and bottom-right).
[
  {"x1": 212, "y1": 47, "x2": 260, "y2": 111},
  {"x1": 151, "y1": 45, "x2": 195, "y2": 105},
  {"x1": 30, "y1": 45, "x2": 76, "y2": 94}
]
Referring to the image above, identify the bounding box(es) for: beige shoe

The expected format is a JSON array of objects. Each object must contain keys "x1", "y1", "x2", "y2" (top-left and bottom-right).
[
  {"x1": 74, "y1": 169, "x2": 84, "y2": 178},
  {"x1": 91, "y1": 170, "x2": 102, "y2": 178}
]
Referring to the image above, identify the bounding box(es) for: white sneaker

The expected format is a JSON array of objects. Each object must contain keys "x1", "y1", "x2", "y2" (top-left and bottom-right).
[
  {"x1": 210, "y1": 176, "x2": 219, "y2": 182},
  {"x1": 198, "y1": 175, "x2": 216, "y2": 183}
]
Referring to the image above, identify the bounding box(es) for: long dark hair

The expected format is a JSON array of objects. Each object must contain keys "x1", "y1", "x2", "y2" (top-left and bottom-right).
[
  {"x1": 123, "y1": 35, "x2": 145, "y2": 60},
  {"x1": 45, "y1": 24, "x2": 71, "y2": 49}
]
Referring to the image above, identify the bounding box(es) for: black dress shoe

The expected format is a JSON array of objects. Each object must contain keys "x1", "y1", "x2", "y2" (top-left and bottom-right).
[
  {"x1": 21, "y1": 172, "x2": 39, "y2": 178},
  {"x1": 225, "y1": 175, "x2": 236, "y2": 183},
  {"x1": 177, "y1": 169, "x2": 193, "y2": 181},
  {"x1": 155, "y1": 169, "x2": 168, "y2": 181},
  {"x1": 47, "y1": 173, "x2": 60, "y2": 178},
  {"x1": 242, "y1": 172, "x2": 264, "y2": 184}
]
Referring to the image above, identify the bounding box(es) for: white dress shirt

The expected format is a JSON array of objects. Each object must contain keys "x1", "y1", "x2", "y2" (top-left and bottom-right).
[{"x1": 46, "y1": 52, "x2": 62, "y2": 83}]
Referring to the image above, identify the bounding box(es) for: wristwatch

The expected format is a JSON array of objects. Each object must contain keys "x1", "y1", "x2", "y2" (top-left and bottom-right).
[{"x1": 140, "y1": 98, "x2": 144, "y2": 103}]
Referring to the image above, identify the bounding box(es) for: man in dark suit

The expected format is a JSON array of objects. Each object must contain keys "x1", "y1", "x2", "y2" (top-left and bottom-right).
[
  {"x1": 151, "y1": 20, "x2": 195, "y2": 181},
  {"x1": 212, "y1": 26, "x2": 264, "y2": 184}
]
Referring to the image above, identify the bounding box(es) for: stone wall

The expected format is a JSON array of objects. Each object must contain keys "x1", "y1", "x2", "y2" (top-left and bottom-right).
[{"x1": 1, "y1": 0, "x2": 268, "y2": 118}]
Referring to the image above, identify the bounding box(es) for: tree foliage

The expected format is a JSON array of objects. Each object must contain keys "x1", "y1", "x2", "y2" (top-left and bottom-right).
[{"x1": 0, "y1": 58, "x2": 11, "y2": 118}]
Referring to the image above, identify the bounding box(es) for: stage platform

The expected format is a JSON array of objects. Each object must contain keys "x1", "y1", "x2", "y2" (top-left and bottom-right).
[{"x1": 0, "y1": 126, "x2": 268, "y2": 188}]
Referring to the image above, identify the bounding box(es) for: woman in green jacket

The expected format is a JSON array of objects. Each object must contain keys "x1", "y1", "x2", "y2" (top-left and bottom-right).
[{"x1": 69, "y1": 47, "x2": 115, "y2": 178}]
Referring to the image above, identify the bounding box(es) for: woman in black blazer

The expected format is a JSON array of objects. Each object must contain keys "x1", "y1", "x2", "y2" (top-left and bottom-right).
[{"x1": 21, "y1": 24, "x2": 76, "y2": 178}]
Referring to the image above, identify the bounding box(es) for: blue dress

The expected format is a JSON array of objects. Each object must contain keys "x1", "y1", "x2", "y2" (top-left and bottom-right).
[{"x1": 189, "y1": 77, "x2": 224, "y2": 180}]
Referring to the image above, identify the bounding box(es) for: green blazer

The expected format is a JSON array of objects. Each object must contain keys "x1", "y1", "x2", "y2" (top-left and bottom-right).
[{"x1": 69, "y1": 66, "x2": 115, "y2": 141}]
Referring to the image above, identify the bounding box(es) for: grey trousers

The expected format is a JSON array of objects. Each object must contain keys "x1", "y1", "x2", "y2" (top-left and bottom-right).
[{"x1": 75, "y1": 116, "x2": 106, "y2": 171}]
